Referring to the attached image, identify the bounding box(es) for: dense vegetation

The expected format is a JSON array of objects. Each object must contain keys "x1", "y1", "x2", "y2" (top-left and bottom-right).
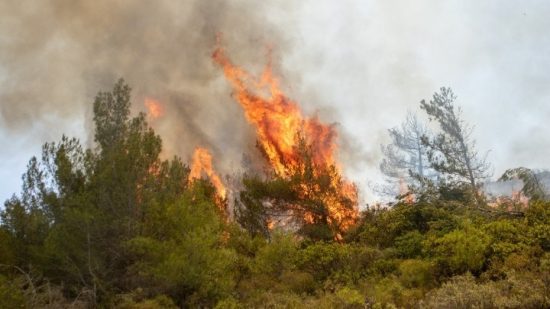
[{"x1": 1, "y1": 81, "x2": 549, "y2": 308}]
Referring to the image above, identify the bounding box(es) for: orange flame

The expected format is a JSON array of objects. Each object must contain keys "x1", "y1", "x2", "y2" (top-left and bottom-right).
[
  {"x1": 189, "y1": 147, "x2": 227, "y2": 201},
  {"x1": 399, "y1": 177, "x2": 415, "y2": 204},
  {"x1": 144, "y1": 98, "x2": 164, "y2": 119},
  {"x1": 213, "y1": 48, "x2": 337, "y2": 177},
  {"x1": 266, "y1": 219, "x2": 276, "y2": 231},
  {"x1": 213, "y1": 44, "x2": 358, "y2": 235}
]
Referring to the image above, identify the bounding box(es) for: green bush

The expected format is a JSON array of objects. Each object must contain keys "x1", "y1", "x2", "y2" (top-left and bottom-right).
[
  {"x1": 525, "y1": 201, "x2": 550, "y2": 250},
  {"x1": 115, "y1": 294, "x2": 178, "y2": 309},
  {"x1": 0, "y1": 275, "x2": 25, "y2": 308},
  {"x1": 421, "y1": 273, "x2": 497, "y2": 309},
  {"x1": 422, "y1": 271, "x2": 549, "y2": 309},
  {"x1": 313, "y1": 287, "x2": 365, "y2": 309},
  {"x1": 371, "y1": 276, "x2": 404, "y2": 307},
  {"x1": 395, "y1": 230, "x2": 424, "y2": 258},
  {"x1": 483, "y1": 219, "x2": 531, "y2": 260},
  {"x1": 398, "y1": 259, "x2": 436, "y2": 288},
  {"x1": 250, "y1": 231, "x2": 298, "y2": 279},
  {"x1": 427, "y1": 223, "x2": 491, "y2": 274},
  {"x1": 279, "y1": 270, "x2": 316, "y2": 294},
  {"x1": 243, "y1": 291, "x2": 303, "y2": 308}
]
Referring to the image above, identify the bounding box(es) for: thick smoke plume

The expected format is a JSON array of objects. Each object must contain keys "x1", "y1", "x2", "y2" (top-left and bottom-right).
[
  {"x1": 0, "y1": 0, "x2": 300, "y2": 173},
  {"x1": 4, "y1": 2, "x2": 548, "y2": 203}
]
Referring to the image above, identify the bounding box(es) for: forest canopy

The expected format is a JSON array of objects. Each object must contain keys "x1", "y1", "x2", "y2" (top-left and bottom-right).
[{"x1": 0, "y1": 80, "x2": 549, "y2": 308}]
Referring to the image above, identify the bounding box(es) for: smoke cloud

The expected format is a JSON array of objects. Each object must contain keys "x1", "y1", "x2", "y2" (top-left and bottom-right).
[
  {"x1": 0, "y1": 0, "x2": 299, "y2": 184},
  {"x1": 1, "y1": 1, "x2": 550, "y2": 203}
]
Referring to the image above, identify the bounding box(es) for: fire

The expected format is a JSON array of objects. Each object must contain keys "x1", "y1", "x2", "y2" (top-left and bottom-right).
[
  {"x1": 144, "y1": 98, "x2": 164, "y2": 119},
  {"x1": 399, "y1": 177, "x2": 415, "y2": 204},
  {"x1": 511, "y1": 190, "x2": 529, "y2": 209},
  {"x1": 213, "y1": 48, "x2": 337, "y2": 176},
  {"x1": 189, "y1": 147, "x2": 227, "y2": 201},
  {"x1": 213, "y1": 44, "x2": 358, "y2": 235},
  {"x1": 266, "y1": 219, "x2": 276, "y2": 231}
]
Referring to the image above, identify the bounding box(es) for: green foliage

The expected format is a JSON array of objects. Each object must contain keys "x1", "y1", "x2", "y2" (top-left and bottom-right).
[
  {"x1": 315, "y1": 287, "x2": 365, "y2": 308},
  {"x1": 1, "y1": 80, "x2": 548, "y2": 307},
  {"x1": 355, "y1": 203, "x2": 458, "y2": 248},
  {"x1": 371, "y1": 276, "x2": 405, "y2": 307},
  {"x1": 422, "y1": 272, "x2": 549, "y2": 309},
  {"x1": 525, "y1": 200, "x2": 550, "y2": 250},
  {"x1": 296, "y1": 242, "x2": 374, "y2": 285},
  {"x1": 0, "y1": 275, "x2": 25, "y2": 308},
  {"x1": 420, "y1": 87, "x2": 490, "y2": 201},
  {"x1": 483, "y1": 219, "x2": 532, "y2": 260},
  {"x1": 236, "y1": 233, "x2": 317, "y2": 297},
  {"x1": 398, "y1": 259, "x2": 436, "y2": 288},
  {"x1": 296, "y1": 242, "x2": 348, "y2": 281},
  {"x1": 236, "y1": 139, "x2": 357, "y2": 241},
  {"x1": 395, "y1": 230, "x2": 424, "y2": 258},
  {"x1": 427, "y1": 223, "x2": 491, "y2": 275},
  {"x1": 0, "y1": 229, "x2": 15, "y2": 265},
  {"x1": 126, "y1": 190, "x2": 236, "y2": 307},
  {"x1": 421, "y1": 273, "x2": 496, "y2": 309},
  {"x1": 240, "y1": 291, "x2": 304, "y2": 308},
  {"x1": 93, "y1": 79, "x2": 132, "y2": 151},
  {"x1": 370, "y1": 259, "x2": 399, "y2": 277},
  {"x1": 115, "y1": 291, "x2": 178, "y2": 309},
  {"x1": 252, "y1": 232, "x2": 298, "y2": 277}
]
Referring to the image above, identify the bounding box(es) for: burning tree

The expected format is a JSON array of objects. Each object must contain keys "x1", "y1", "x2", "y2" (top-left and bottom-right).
[
  {"x1": 213, "y1": 45, "x2": 358, "y2": 240},
  {"x1": 236, "y1": 139, "x2": 358, "y2": 240},
  {"x1": 499, "y1": 167, "x2": 550, "y2": 201},
  {"x1": 188, "y1": 146, "x2": 228, "y2": 212}
]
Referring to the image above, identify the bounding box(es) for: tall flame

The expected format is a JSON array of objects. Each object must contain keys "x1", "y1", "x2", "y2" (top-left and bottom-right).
[
  {"x1": 144, "y1": 98, "x2": 164, "y2": 119},
  {"x1": 213, "y1": 47, "x2": 337, "y2": 177},
  {"x1": 213, "y1": 45, "x2": 358, "y2": 234},
  {"x1": 189, "y1": 147, "x2": 227, "y2": 201}
]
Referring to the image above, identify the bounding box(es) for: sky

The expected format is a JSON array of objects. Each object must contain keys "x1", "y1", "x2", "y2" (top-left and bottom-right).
[{"x1": 1, "y1": 1, "x2": 549, "y2": 204}]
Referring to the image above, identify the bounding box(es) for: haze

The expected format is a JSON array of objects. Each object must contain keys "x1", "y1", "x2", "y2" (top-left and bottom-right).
[{"x1": 1, "y1": 1, "x2": 549, "y2": 203}]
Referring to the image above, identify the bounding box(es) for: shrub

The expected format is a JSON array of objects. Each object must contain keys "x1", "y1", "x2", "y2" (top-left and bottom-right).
[
  {"x1": 371, "y1": 276, "x2": 404, "y2": 307},
  {"x1": 483, "y1": 219, "x2": 531, "y2": 260},
  {"x1": 0, "y1": 275, "x2": 25, "y2": 308},
  {"x1": 427, "y1": 223, "x2": 491, "y2": 274},
  {"x1": 252, "y1": 232, "x2": 298, "y2": 277},
  {"x1": 398, "y1": 259, "x2": 436, "y2": 288},
  {"x1": 421, "y1": 273, "x2": 497, "y2": 309},
  {"x1": 525, "y1": 201, "x2": 550, "y2": 250},
  {"x1": 395, "y1": 230, "x2": 424, "y2": 258},
  {"x1": 421, "y1": 272, "x2": 549, "y2": 309}
]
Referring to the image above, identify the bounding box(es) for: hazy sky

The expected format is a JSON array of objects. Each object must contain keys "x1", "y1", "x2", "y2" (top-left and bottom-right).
[{"x1": 1, "y1": 1, "x2": 549, "y2": 203}]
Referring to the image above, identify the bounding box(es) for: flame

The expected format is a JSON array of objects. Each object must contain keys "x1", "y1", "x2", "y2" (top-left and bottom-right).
[
  {"x1": 511, "y1": 190, "x2": 529, "y2": 209},
  {"x1": 213, "y1": 48, "x2": 337, "y2": 176},
  {"x1": 144, "y1": 98, "x2": 164, "y2": 119},
  {"x1": 399, "y1": 177, "x2": 415, "y2": 204},
  {"x1": 213, "y1": 44, "x2": 358, "y2": 236},
  {"x1": 266, "y1": 219, "x2": 276, "y2": 231},
  {"x1": 189, "y1": 147, "x2": 227, "y2": 201}
]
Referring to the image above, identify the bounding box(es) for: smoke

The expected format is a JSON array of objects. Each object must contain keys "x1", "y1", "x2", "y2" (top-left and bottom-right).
[
  {"x1": 276, "y1": 1, "x2": 550, "y2": 201},
  {"x1": 0, "y1": 0, "x2": 300, "y2": 172},
  {"x1": 2, "y1": 1, "x2": 550, "y2": 203}
]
